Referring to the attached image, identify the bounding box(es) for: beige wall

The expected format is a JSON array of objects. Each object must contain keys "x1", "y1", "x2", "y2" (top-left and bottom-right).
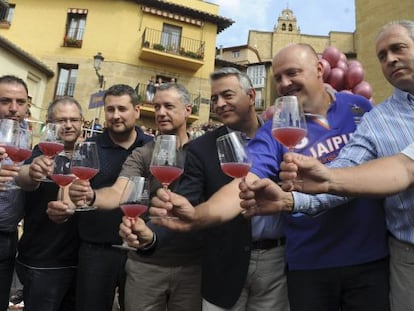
[
  {"x1": 1, "y1": 0, "x2": 221, "y2": 125},
  {"x1": 355, "y1": 0, "x2": 414, "y2": 104},
  {"x1": 0, "y1": 50, "x2": 49, "y2": 122}
]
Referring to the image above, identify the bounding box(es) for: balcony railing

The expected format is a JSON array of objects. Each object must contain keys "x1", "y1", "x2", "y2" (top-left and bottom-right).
[
  {"x1": 135, "y1": 82, "x2": 201, "y2": 116},
  {"x1": 141, "y1": 28, "x2": 205, "y2": 61}
]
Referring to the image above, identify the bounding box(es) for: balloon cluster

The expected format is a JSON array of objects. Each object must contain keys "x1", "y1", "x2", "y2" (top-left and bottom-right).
[
  {"x1": 261, "y1": 46, "x2": 373, "y2": 121},
  {"x1": 321, "y1": 46, "x2": 372, "y2": 100}
]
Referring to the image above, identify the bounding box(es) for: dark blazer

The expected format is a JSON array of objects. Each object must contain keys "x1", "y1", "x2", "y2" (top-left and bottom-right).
[{"x1": 177, "y1": 126, "x2": 252, "y2": 308}]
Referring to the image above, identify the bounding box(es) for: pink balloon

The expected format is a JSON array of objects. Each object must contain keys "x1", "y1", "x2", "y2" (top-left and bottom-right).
[
  {"x1": 322, "y1": 46, "x2": 341, "y2": 68},
  {"x1": 340, "y1": 89, "x2": 353, "y2": 94},
  {"x1": 327, "y1": 67, "x2": 345, "y2": 91},
  {"x1": 345, "y1": 65, "x2": 364, "y2": 89},
  {"x1": 335, "y1": 60, "x2": 348, "y2": 72},
  {"x1": 320, "y1": 58, "x2": 331, "y2": 81},
  {"x1": 339, "y1": 53, "x2": 347, "y2": 63},
  {"x1": 353, "y1": 81, "x2": 373, "y2": 99},
  {"x1": 347, "y1": 60, "x2": 362, "y2": 68}
]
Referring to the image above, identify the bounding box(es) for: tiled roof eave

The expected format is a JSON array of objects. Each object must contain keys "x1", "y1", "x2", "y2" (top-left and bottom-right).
[{"x1": 134, "y1": 0, "x2": 234, "y2": 33}]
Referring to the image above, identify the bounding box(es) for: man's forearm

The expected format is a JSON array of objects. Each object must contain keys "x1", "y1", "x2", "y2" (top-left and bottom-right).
[
  {"x1": 329, "y1": 153, "x2": 413, "y2": 196},
  {"x1": 192, "y1": 178, "x2": 245, "y2": 230},
  {"x1": 15, "y1": 165, "x2": 40, "y2": 191}
]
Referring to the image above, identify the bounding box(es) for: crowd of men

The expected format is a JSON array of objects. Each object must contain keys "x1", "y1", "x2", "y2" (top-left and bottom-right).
[{"x1": 1, "y1": 19, "x2": 414, "y2": 311}]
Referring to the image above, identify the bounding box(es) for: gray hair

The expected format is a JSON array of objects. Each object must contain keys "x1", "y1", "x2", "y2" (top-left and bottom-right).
[
  {"x1": 210, "y1": 67, "x2": 253, "y2": 94},
  {"x1": 156, "y1": 82, "x2": 191, "y2": 106},
  {"x1": 376, "y1": 20, "x2": 414, "y2": 41},
  {"x1": 47, "y1": 96, "x2": 83, "y2": 122}
]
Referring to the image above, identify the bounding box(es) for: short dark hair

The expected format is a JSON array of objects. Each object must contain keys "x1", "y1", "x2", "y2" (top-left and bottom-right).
[
  {"x1": 0, "y1": 75, "x2": 29, "y2": 95},
  {"x1": 104, "y1": 84, "x2": 140, "y2": 106}
]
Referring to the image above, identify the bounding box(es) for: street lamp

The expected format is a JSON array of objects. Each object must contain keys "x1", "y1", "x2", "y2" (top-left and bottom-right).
[{"x1": 93, "y1": 52, "x2": 105, "y2": 89}]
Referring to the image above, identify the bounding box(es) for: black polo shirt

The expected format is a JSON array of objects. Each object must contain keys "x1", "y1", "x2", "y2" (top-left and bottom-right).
[{"x1": 77, "y1": 127, "x2": 153, "y2": 245}]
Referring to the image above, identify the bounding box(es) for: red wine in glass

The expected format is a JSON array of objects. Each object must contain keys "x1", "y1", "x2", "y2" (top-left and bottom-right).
[
  {"x1": 70, "y1": 141, "x2": 100, "y2": 211},
  {"x1": 71, "y1": 167, "x2": 99, "y2": 180},
  {"x1": 37, "y1": 123, "x2": 65, "y2": 182},
  {"x1": 113, "y1": 176, "x2": 150, "y2": 251},
  {"x1": 272, "y1": 96, "x2": 308, "y2": 183},
  {"x1": 150, "y1": 135, "x2": 184, "y2": 189},
  {"x1": 39, "y1": 141, "x2": 64, "y2": 157},
  {"x1": 3, "y1": 145, "x2": 19, "y2": 158},
  {"x1": 120, "y1": 203, "x2": 148, "y2": 219},
  {"x1": 217, "y1": 132, "x2": 252, "y2": 180},
  {"x1": 51, "y1": 174, "x2": 76, "y2": 187},
  {"x1": 149, "y1": 165, "x2": 183, "y2": 188},
  {"x1": 271, "y1": 96, "x2": 307, "y2": 152},
  {"x1": 3, "y1": 128, "x2": 33, "y2": 189},
  {"x1": 271, "y1": 127, "x2": 307, "y2": 151},
  {"x1": 220, "y1": 162, "x2": 251, "y2": 179}
]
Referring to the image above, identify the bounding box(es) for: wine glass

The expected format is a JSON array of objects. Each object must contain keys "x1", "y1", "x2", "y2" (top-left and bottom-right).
[
  {"x1": 0, "y1": 119, "x2": 19, "y2": 161},
  {"x1": 50, "y1": 152, "x2": 76, "y2": 201},
  {"x1": 3, "y1": 128, "x2": 33, "y2": 189},
  {"x1": 70, "y1": 141, "x2": 100, "y2": 211},
  {"x1": 37, "y1": 123, "x2": 65, "y2": 182},
  {"x1": 149, "y1": 135, "x2": 184, "y2": 190},
  {"x1": 216, "y1": 132, "x2": 252, "y2": 180},
  {"x1": 113, "y1": 176, "x2": 150, "y2": 251},
  {"x1": 271, "y1": 96, "x2": 307, "y2": 151},
  {"x1": 272, "y1": 96, "x2": 307, "y2": 183},
  {"x1": 0, "y1": 120, "x2": 20, "y2": 190}
]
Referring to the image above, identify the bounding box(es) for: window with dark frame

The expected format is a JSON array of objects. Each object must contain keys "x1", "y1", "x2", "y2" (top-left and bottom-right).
[
  {"x1": 0, "y1": 3, "x2": 15, "y2": 27},
  {"x1": 55, "y1": 64, "x2": 78, "y2": 97},
  {"x1": 63, "y1": 8, "x2": 87, "y2": 48}
]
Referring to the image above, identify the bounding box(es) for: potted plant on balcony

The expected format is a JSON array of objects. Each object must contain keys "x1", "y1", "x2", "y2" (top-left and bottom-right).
[
  {"x1": 153, "y1": 43, "x2": 165, "y2": 51},
  {"x1": 64, "y1": 36, "x2": 82, "y2": 48}
]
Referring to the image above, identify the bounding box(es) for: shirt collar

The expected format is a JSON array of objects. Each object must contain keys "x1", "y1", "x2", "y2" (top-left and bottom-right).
[{"x1": 225, "y1": 115, "x2": 264, "y2": 141}]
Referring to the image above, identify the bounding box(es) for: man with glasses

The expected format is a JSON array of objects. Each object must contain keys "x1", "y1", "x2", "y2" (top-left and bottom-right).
[
  {"x1": 15, "y1": 96, "x2": 83, "y2": 311},
  {"x1": 50, "y1": 84, "x2": 153, "y2": 311},
  {"x1": 0, "y1": 75, "x2": 29, "y2": 311}
]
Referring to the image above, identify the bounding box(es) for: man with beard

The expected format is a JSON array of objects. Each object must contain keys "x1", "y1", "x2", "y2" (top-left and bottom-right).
[
  {"x1": 0, "y1": 75, "x2": 29, "y2": 311},
  {"x1": 49, "y1": 84, "x2": 153, "y2": 311},
  {"x1": 69, "y1": 83, "x2": 202, "y2": 311}
]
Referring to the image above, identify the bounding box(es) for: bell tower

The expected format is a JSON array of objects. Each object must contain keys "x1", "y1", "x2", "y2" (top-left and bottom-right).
[{"x1": 274, "y1": 8, "x2": 300, "y2": 34}]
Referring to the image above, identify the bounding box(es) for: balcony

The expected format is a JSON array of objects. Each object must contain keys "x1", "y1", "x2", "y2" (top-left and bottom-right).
[
  {"x1": 139, "y1": 28, "x2": 204, "y2": 71},
  {"x1": 135, "y1": 82, "x2": 200, "y2": 123}
]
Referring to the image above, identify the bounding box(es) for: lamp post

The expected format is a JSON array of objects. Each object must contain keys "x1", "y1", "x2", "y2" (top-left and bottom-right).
[{"x1": 93, "y1": 52, "x2": 105, "y2": 89}]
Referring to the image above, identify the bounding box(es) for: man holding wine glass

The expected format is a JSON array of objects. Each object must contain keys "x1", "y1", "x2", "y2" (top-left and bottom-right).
[
  {"x1": 138, "y1": 67, "x2": 289, "y2": 311},
  {"x1": 14, "y1": 96, "x2": 83, "y2": 311},
  {"x1": 69, "y1": 82, "x2": 203, "y2": 311},
  {"x1": 254, "y1": 20, "x2": 414, "y2": 311},
  {"x1": 0, "y1": 75, "x2": 30, "y2": 311},
  {"x1": 150, "y1": 46, "x2": 390, "y2": 311},
  {"x1": 47, "y1": 84, "x2": 153, "y2": 311}
]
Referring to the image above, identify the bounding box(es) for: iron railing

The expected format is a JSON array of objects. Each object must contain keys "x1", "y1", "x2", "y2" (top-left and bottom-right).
[{"x1": 141, "y1": 28, "x2": 205, "y2": 61}]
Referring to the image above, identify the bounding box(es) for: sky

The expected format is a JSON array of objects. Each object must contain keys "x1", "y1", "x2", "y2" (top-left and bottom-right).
[{"x1": 208, "y1": 0, "x2": 356, "y2": 48}]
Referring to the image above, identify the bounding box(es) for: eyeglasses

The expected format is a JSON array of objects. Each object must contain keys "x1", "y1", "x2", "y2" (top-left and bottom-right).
[{"x1": 52, "y1": 118, "x2": 83, "y2": 125}]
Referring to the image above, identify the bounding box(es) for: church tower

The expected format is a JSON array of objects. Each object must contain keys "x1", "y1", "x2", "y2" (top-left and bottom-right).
[{"x1": 274, "y1": 8, "x2": 300, "y2": 34}]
